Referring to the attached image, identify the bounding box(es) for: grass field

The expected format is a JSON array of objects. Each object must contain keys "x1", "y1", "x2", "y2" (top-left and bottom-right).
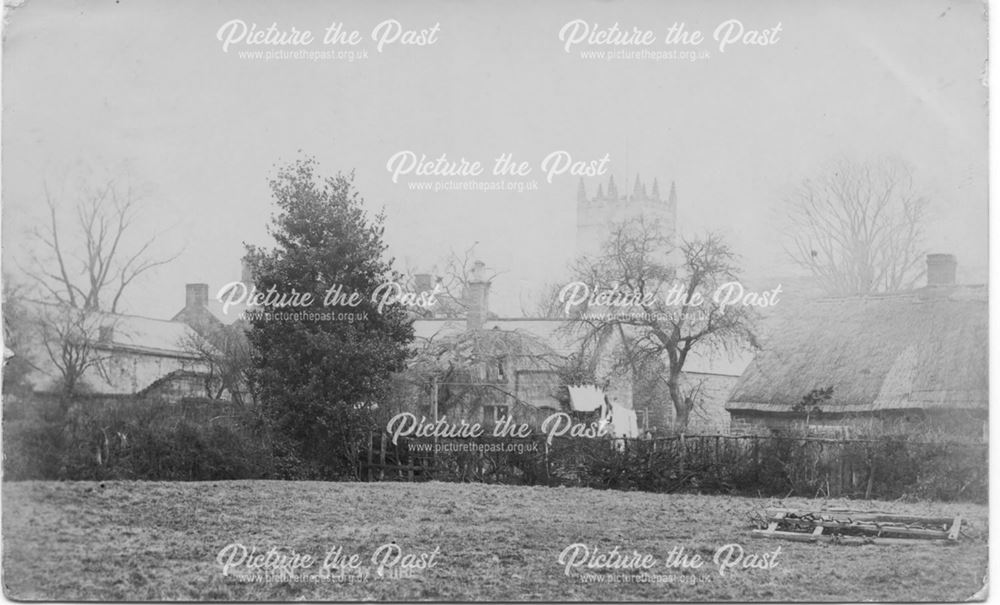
[{"x1": 1, "y1": 480, "x2": 988, "y2": 601}]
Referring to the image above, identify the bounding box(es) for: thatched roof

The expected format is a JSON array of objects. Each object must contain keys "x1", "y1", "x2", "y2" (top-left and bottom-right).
[{"x1": 726, "y1": 286, "x2": 987, "y2": 413}]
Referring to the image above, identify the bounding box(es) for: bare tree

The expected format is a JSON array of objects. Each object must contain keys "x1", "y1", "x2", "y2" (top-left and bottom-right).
[
  {"x1": 565, "y1": 217, "x2": 758, "y2": 431},
  {"x1": 25, "y1": 173, "x2": 178, "y2": 313},
  {"x1": 783, "y1": 157, "x2": 928, "y2": 296},
  {"x1": 17, "y1": 169, "x2": 179, "y2": 396},
  {"x1": 3, "y1": 272, "x2": 108, "y2": 398},
  {"x1": 529, "y1": 281, "x2": 571, "y2": 319},
  {"x1": 403, "y1": 243, "x2": 502, "y2": 319},
  {"x1": 180, "y1": 325, "x2": 257, "y2": 406},
  {"x1": 32, "y1": 304, "x2": 113, "y2": 397},
  {"x1": 395, "y1": 325, "x2": 564, "y2": 424}
]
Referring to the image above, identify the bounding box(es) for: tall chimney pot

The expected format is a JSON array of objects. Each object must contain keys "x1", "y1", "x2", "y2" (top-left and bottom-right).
[
  {"x1": 414, "y1": 273, "x2": 433, "y2": 294},
  {"x1": 186, "y1": 283, "x2": 210, "y2": 308},
  {"x1": 466, "y1": 261, "x2": 490, "y2": 331}
]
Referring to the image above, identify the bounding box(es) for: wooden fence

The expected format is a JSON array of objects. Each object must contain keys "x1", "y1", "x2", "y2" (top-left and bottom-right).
[{"x1": 360, "y1": 432, "x2": 988, "y2": 502}]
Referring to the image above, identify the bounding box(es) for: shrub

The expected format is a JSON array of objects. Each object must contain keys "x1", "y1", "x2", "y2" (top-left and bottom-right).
[{"x1": 3, "y1": 395, "x2": 282, "y2": 481}]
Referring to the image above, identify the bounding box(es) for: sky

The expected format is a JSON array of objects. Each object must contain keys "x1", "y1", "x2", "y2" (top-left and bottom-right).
[{"x1": 2, "y1": 0, "x2": 989, "y2": 319}]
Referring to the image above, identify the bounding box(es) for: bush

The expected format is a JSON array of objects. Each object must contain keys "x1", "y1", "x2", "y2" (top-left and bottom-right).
[
  {"x1": 368, "y1": 432, "x2": 987, "y2": 503},
  {"x1": 559, "y1": 434, "x2": 987, "y2": 503},
  {"x1": 3, "y1": 395, "x2": 283, "y2": 481}
]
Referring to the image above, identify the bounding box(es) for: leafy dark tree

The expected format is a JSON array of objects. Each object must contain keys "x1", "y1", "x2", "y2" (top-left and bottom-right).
[
  {"x1": 245, "y1": 157, "x2": 414, "y2": 477},
  {"x1": 180, "y1": 324, "x2": 256, "y2": 406}
]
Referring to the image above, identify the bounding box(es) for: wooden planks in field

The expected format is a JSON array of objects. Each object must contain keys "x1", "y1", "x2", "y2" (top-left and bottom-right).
[{"x1": 751, "y1": 508, "x2": 962, "y2": 545}]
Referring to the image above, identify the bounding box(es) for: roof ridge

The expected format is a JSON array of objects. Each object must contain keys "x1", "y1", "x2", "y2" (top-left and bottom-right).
[{"x1": 22, "y1": 299, "x2": 194, "y2": 327}]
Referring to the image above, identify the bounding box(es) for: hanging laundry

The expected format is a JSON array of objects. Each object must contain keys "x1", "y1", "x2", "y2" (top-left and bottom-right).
[
  {"x1": 607, "y1": 402, "x2": 639, "y2": 438},
  {"x1": 567, "y1": 385, "x2": 605, "y2": 412}
]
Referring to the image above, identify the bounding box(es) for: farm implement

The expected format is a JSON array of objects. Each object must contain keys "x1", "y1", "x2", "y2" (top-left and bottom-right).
[{"x1": 752, "y1": 508, "x2": 963, "y2": 545}]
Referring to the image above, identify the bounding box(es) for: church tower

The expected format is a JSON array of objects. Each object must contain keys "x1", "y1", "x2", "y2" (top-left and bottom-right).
[{"x1": 575, "y1": 174, "x2": 677, "y2": 257}]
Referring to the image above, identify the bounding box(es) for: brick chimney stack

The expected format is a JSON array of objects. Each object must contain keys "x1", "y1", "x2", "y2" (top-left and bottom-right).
[
  {"x1": 186, "y1": 283, "x2": 209, "y2": 308},
  {"x1": 466, "y1": 261, "x2": 490, "y2": 331},
  {"x1": 414, "y1": 273, "x2": 433, "y2": 294},
  {"x1": 926, "y1": 254, "x2": 957, "y2": 287}
]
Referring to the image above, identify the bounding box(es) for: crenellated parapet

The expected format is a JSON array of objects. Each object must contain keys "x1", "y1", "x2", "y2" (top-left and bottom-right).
[
  {"x1": 575, "y1": 174, "x2": 678, "y2": 257},
  {"x1": 577, "y1": 174, "x2": 676, "y2": 207}
]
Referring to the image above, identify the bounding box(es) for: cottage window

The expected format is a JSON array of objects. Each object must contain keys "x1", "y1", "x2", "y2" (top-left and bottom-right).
[{"x1": 637, "y1": 408, "x2": 651, "y2": 431}]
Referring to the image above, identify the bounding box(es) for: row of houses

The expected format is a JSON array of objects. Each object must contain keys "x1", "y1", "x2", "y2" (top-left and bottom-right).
[
  {"x1": 4, "y1": 254, "x2": 987, "y2": 442},
  {"x1": 399, "y1": 261, "x2": 750, "y2": 437},
  {"x1": 398, "y1": 254, "x2": 986, "y2": 441}
]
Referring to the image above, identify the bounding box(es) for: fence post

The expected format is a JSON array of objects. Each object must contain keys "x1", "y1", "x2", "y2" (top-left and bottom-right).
[
  {"x1": 431, "y1": 375, "x2": 439, "y2": 473},
  {"x1": 865, "y1": 455, "x2": 875, "y2": 500},
  {"x1": 543, "y1": 438, "x2": 550, "y2": 484},
  {"x1": 379, "y1": 432, "x2": 387, "y2": 481},
  {"x1": 366, "y1": 431, "x2": 373, "y2": 482},
  {"x1": 679, "y1": 433, "x2": 686, "y2": 475},
  {"x1": 838, "y1": 444, "x2": 846, "y2": 497},
  {"x1": 816, "y1": 441, "x2": 824, "y2": 497},
  {"x1": 395, "y1": 439, "x2": 404, "y2": 480}
]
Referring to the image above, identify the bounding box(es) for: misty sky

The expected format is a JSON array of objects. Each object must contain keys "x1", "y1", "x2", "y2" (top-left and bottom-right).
[{"x1": 2, "y1": 0, "x2": 988, "y2": 319}]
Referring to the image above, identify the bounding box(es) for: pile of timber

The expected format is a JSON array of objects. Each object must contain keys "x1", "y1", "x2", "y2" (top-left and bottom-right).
[{"x1": 751, "y1": 508, "x2": 962, "y2": 545}]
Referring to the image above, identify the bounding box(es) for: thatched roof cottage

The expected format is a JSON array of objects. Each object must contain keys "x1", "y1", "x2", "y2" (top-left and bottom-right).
[{"x1": 726, "y1": 254, "x2": 987, "y2": 441}]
